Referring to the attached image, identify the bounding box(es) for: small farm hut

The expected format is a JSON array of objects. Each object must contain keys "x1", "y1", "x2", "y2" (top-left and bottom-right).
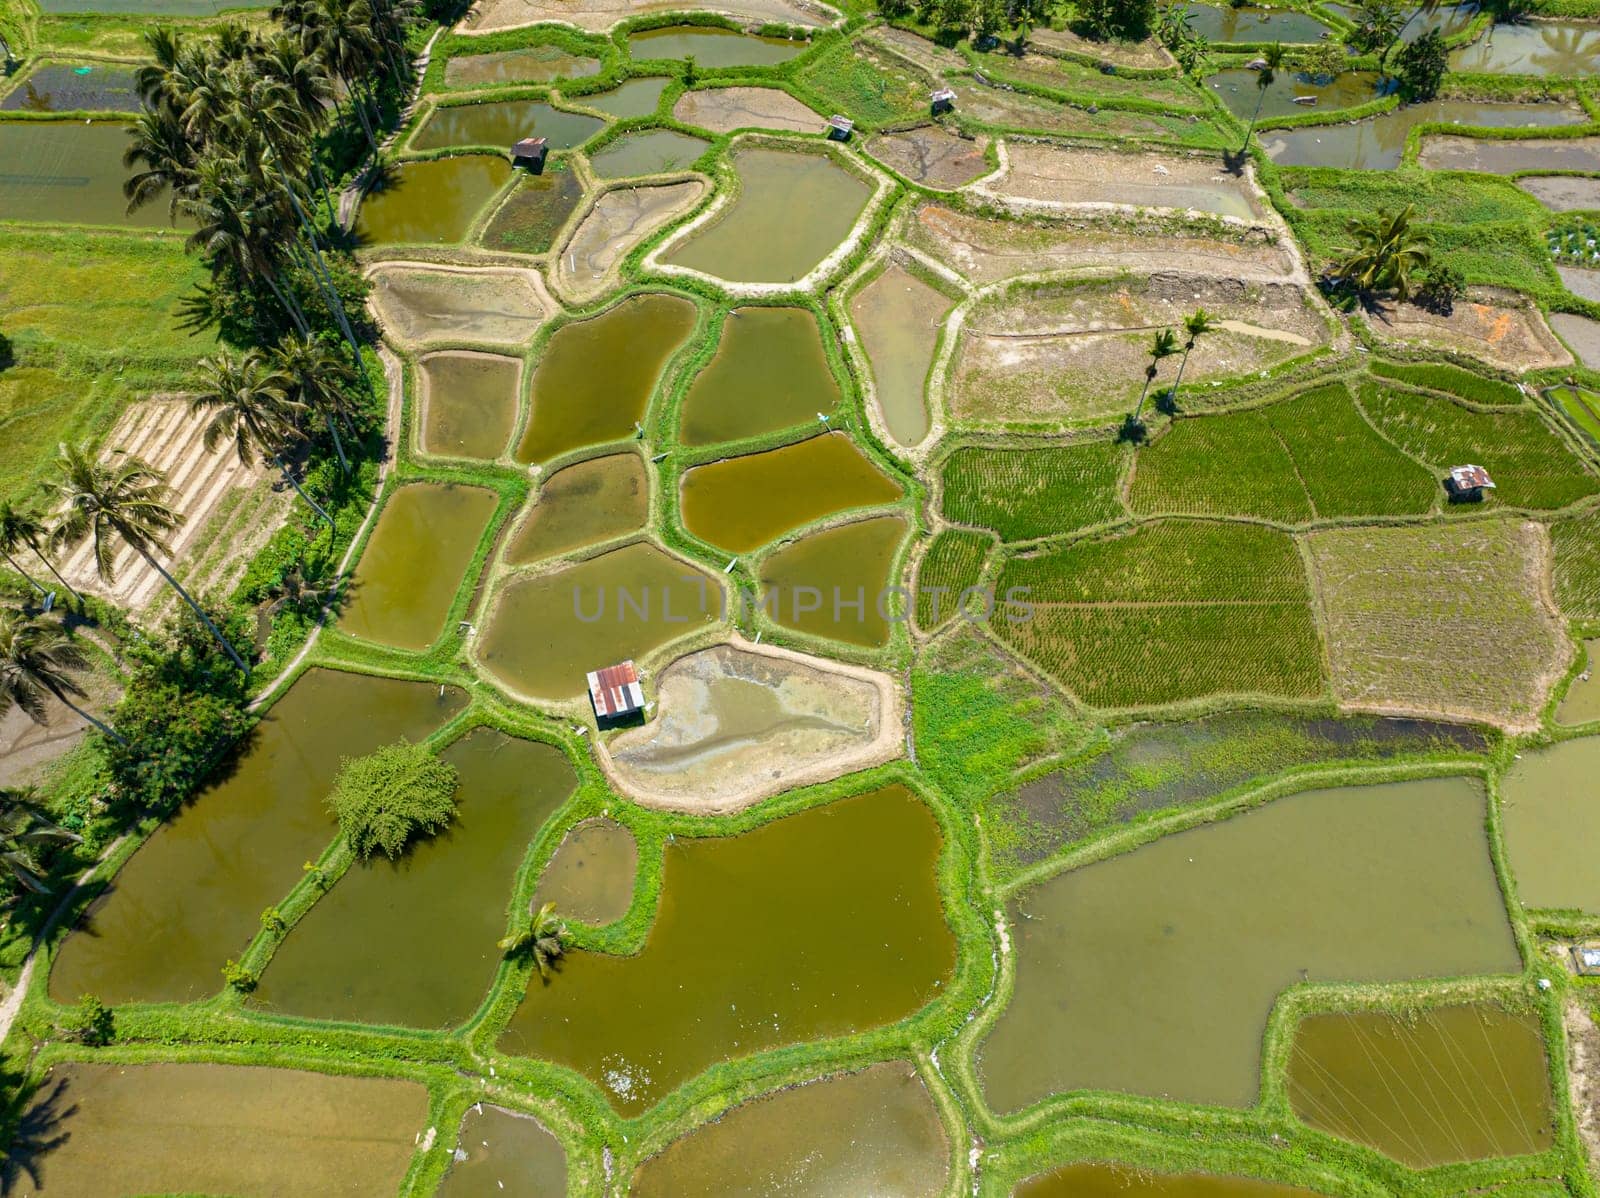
[
  {"x1": 1445, "y1": 464, "x2": 1496, "y2": 502},
  {"x1": 512, "y1": 136, "x2": 549, "y2": 172},
  {"x1": 587, "y1": 660, "x2": 645, "y2": 723}
]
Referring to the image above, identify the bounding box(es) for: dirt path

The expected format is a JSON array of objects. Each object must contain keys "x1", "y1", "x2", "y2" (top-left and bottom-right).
[{"x1": 1566, "y1": 996, "x2": 1600, "y2": 1176}]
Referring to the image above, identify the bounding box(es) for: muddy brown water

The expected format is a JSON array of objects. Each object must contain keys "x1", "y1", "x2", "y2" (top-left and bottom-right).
[
  {"x1": 438, "y1": 1104, "x2": 567, "y2": 1196},
  {"x1": 1559, "y1": 641, "x2": 1600, "y2": 725},
  {"x1": 411, "y1": 99, "x2": 604, "y2": 152},
  {"x1": 679, "y1": 307, "x2": 841, "y2": 447},
  {"x1": 1262, "y1": 100, "x2": 1584, "y2": 170},
  {"x1": 0, "y1": 123, "x2": 182, "y2": 228},
  {"x1": 757, "y1": 515, "x2": 909, "y2": 648},
  {"x1": 250, "y1": 729, "x2": 577, "y2": 1028},
  {"x1": 443, "y1": 45, "x2": 600, "y2": 88},
  {"x1": 1418, "y1": 133, "x2": 1600, "y2": 173},
  {"x1": 1450, "y1": 20, "x2": 1600, "y2": 75},
  {"x1": 630, "y1": 1062, "x2": 949, "y2": 1196},
  {"x1": 1501, "y1": 736, "x2": 1600, "y2": 912},
  {"x1": 979, "y1": 777, "x2": 1520, "y2": 1112},
  {"x1": 4, "y1": 1061, "x2": 426, "y2": 1196},
  {"x1": 1207, "y1": 70, "x2": 1377, "y2": 121},
  {"x1": 1519, "y1": 175, "x2": 1600, "y2": 211},
  {"x1": 590, "y1": 128, "x2": 710, "y2": 178},
  {"x1": 1287, "y1": 1003, "x2": 1554, "y2": 1166},
  {"x1": 499, "y1": 785, "x2": 954, "y2": 1113},
  {"x1": 850, "y1": 264, "x2": 951, "y2": 446},
  {"x1": 1186, "y1": 3, "x2": 1332, "y2": 41},
  {"x1": 533, "y1": 818, "x2": 638, "y2": 924},
  {"x1": 680, "y1": 431, "x2": 903, "y2": 553},
  {"x1": 1550, "y1": 312, "x2": 1600, "y2": 369},
  {"x1": 1016, "y1": 1164, "x2": 1320, "y2": 1198},
  {"x1": 49, "y1": 670, "x2": 467, "y2": 1004},
  {"x1": 627, "y1": 25, "x2": 807, "y2": 67},
  {"x1": 355, "y1": 155, "x2": 512, "y2": 245},
  {"x1": 338, "y1": 482, "x2": 498, "y2": 651},
  {"x1": 420, "y1": 352, "x2": 521, "y2": 461},
  {"x1": 515, "y1": 293, "x2": 697, "y2": 464},
  {"x1": 505, "y1": 453, "x2": 649, "y2": 564},
  {"x1": 571, "y1": 77, "x2": 670, "y2": 119}
]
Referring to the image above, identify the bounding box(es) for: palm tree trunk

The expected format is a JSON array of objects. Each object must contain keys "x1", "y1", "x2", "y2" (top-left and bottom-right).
[
  {"x1": 1132, "y1": 374, "x2": 1155, "y2": 422},
  {"x1": 1242, "y1": 85, "x2": 1268, "y2": 153},
  {"x1": 132, "y1": 545, "x2": 249, "y2": 674},
  {"x1": 28, "y1": 545, "x2": 80, "y2": 602},
  {"x1": 276, "y1": 456, "x2": 336, "y2": 530},
  {"x1": 324, "y1": 412, "x2": 351, "y2": 476},
  {"x1": 1166, "y1": 343, "x2": 1197, "y2": 408},
  {"x1": 262, "y1": 266, "x2": 312, "y2": 338},
  {"x1": 1, "y1": 550, "x2": 45, "y2": 597},
  {"x1": 287, "y1": 238, "x2": 364, "y2": 368},
  {"x1": 41, "y1": 680, "x2": 126, "y2": 746}
]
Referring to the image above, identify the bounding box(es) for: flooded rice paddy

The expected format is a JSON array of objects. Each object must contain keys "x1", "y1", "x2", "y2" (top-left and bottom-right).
[
  {"x1": 251, "y1": 729, "x2": 577, "y2": 1028},
  {"x1": 481, "y1": 169, "x2": 586, "y2": 255},
  {"x1": 630, "y1": 1063, "x2": 949, "y2": 1196},
  {"x1": 0, "y1": 122, "x2": 178, "y2": 228},
  {"x1": 1207, "y1": 70, "x2": 1378, "y2": 121},
  {"x1": 438, "y1": 1104, "x2": 567, "y2": 1196},
  {"x1": 555, "y1": 180, "x2": 705, "y2": 300},
  {"x1": 1500, "y1": 736, "x2": 1600, "y2": 911},
  {"x1": 505, "y1": 452, "x2": 649, "y2": 564},
  {"x1": 355, "y1": 155, "x2": 511, "y2": 244},
  {"x1": 443, "y1": 45, "x2": 600, "y2": 88},
  {"x1": 849, "y1": 263, "x2": 951, "y2": 446},
  {"x1": 49, "y1": 669, "x2": 467, "y2": 1004},
  {"x1": 4, "y1": 1062, "x2": 426, "y2": 1196},
  {"x1": 499, "y1": 785, "x2": 954, "y2": 1113},
  {"x1": 1016, "y1": 1164, "x2": 1320, "y2": 1198},
  {"x1": 479, "y1": 542, "x2": 720, "y2": 701},
  {"x1": 757, "y1": 515, "x2": 908, "y2": 648},
  {"x1": 663, "y1": 147, "x2": 872, "y2": 283},
  {"x1": 366, "y1": 264, "x2": 550, "y2": 347},
  {"x1": 1262, "y1": 99, "x2": 1584, "y2": 169},
  {"x1": 418, "y1": 351, "x2": 521, "y2": 460},
  {"x1": 680, "y1": 432, "x2": 902, "y2": 553},
  {"x1": 515, "y1": 292, "x2": 697, "y2": 463},
  {"x1": 1184, "y1": 4, "x2": 1332, "y2": 42},
  {"x1": 1286, "y1": 1003, "x2": 1553, "y2": 1165},
  {"x1": 1418, "y1": 133, "x2": 1600, "y2": 172},
  {"x1": 1559, "y1": 641, "x2": 1600, "y2": 724},
  {"x1": 589, "y1": 128, "x2": 710, "y2": 177},
  {"x1": 627, "y1": 25, "x2": 807, "y2": 67},
  {"x1": 572, "y1": 76, "x2": 670, "y2": 118},
  {"x1": 1450, "y1": 19, "x2": 1600, "y2": 74},
  {"x1": 979, "y1": 778, "x2": 1519, "y2": 1111},
  {"x1": 1, "y1": 63, "x2": 138, "y2": 112},
  {"x1": 338, "y1": 482, "x2": 497, "y2": 651},
  {"x1": 679, "y1": 307, "x2": 841, "y2": 446},
  {"x1": 410, "y1": 99, "x2": 604, "y2": 152},
  {"x1": 534, "y1": 818, "x2": 638, "y2": 924}
]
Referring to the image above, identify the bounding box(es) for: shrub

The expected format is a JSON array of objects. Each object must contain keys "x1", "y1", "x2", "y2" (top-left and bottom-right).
[
  {"x1": 63, "y1": 994, "x2": 114, "y2": 1046},
  {"x1": 221, "y1": 959, "x2": 258, "y2": 992},
  {"x1": 1396, "y1": 29, "x2": 1448, "y2": 101},
  {"x1": 326, "y1": 741, "x2": 459, "y2": 860},
  {"x1": 1416, "y1": 262, "x2": 1466, "y2": 314}
]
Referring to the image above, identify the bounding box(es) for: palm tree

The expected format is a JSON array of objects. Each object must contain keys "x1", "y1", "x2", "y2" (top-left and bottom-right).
[
  {"x1": 1240, "y1": 42, "x2": 1285, "y2": 153},
  {"x1": 0, "y1": 607, "x2": 124, "y2": 744},
  {"x1": 47, "y1": 443, "x2": 249, "y2": 675},
  {"x1": 1132, "y1": 328, "x2": 1180, "y2": 423},
  {"x1": 122, "y1": 106, "x2": 199, "y2": 221},
  {"x1": 1383, "y1": 0, "x2": 1442, "y2": 67},
  {"x1": 0, "y1": 501, "x2": 79, "y2": 602},
  {"x1": 0, "y1": 787, "x2": 79, "y2": 898},
  {"x1": 1164, "y1": 307, "x2": 1219, "y2": 411},
  {"x1": 271, "y1": 334, "x2": 356, "y2": 475},
  {"x1": 498, "y1": 901, "x2": 568, "y2": 979},
  {"x1": 1337, "y1": 203, "x2": 1432, "y2": 301}
]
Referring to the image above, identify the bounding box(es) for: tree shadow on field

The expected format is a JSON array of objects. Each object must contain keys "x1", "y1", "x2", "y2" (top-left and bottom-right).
[{"x1": 0, "y1": 1069, "x2": 77, "y2": 1195}]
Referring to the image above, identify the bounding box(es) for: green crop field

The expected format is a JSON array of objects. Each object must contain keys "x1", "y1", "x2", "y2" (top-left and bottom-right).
[
  {"x1": 993, "y1": 520, "x2": 1324, "y2": 707},
  {"x1": 940, "y1": 442, "x2": 1127, "y2": 541},
  {"x1": 1130, "y1": 384, "x2": 1436, "y2": 523},
  {"x1": 1369, "y1": 359, "x2": 1524, "y2": 407},
  {"x1": 797, "y1": 41, "x2": 926, "y2": 127},
  {"x1": 1360, "y1": 383, "x2": 1600, "y2": 511},
  {"x1": 914, "y1": 528, "x2": 995, "y2": 630},
  {"x1": 1553, "y1": 510, "x2": 1600, "y2": 622}
]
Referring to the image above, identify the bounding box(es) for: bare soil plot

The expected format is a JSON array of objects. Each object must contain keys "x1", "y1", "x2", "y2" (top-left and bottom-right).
[
  {"x1": 598, "y1": 639, "x2": 901, "y2": 812},
  {"x1": 1566, "y1": 998, "x2": 1600, "y2": 1174},
  {"x1": 952, "y1": 274, "x2": 1327, "y2": 424},
  {"x1": 944, "y1": 78, "x2": 1176, "y2": 140},
  {"x1": 1420, "y1": 135, "x2": 1600, "y2": 174},
  {"x1": 0, "y1": 677, "x2": 119, "y2": 788},
  {"x1": 866, "y1": 127, "x2": 989, "y2": 189},
  {"x1": 1558, "y1": 265, "x2": 1600, "y2": 304},
  {"x1": 673, "y1": 86, "x2": 822, "y2": 134},
  {"x1": 555, "y1": 180, "x2": 705, "y2": 303},
  {"x1": 1029, "y1": 26, "x2": 1174, "y2": 69},
  {"x1": 1361, "y1": 289, "x2": 1571, "y2": 372},
  {"x1": 865, "y1": 27, "x2": 967, "y2": 75},
  {"x1": 979, "y1": 142, "x2": 1261, "y2": 218},
  {"x1": 906, "y1": 201, "x2": 1294, "y2": 285},
  {"x1": 1306, "y1": 519, "x2": 1569, "y2": 732},
  {"x1": 460, "y1": 0, "x2": 834, "y2": 33},
  {"x1": 1518, "y1": 175, "x2": 1600, "y2": 211},
  {"x1": 1551, "y1": 312, "x2": 1600, "y2": 369},
  {"x1": 367, "y1": 263, "x2": 554, "y2": 348}
]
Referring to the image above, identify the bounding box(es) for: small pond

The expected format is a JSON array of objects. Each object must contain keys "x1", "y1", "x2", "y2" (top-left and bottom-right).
[
  {"x1": 338, "y1": 482, "x2": 498, "y2": 651},
  {"x1": 515, "y1": 293, "x2": 697, "y2": 464},
  {"x1": 627, "y1": 25, "x2": 808, "y2": 67},
  {"x1": 850, "y1": 263, "x2": 951, "y2": 446},
  {"x1": 1450, "y1": 19, "x2": 1600, "y2": 75},
  {"x1": 680, "y1": 307, "x2": 841, "y2": 446},
  {"x1": 680, "y1": 432, "x2": 902, "y2": 553},
  {"x1": 1261, "y1": 99, "x2": 1584, "y2": 169},
  {"x1": 1, "y1": 63, "x2": 138, "y2": 112},
  {"x1": 35, "y1": 0, "x2": 269, "y2": 10},
  {"x1": 505, "y1": 453, "x2": 649, "y2": 564},
  {"x1": 1207, "y1": 69, "x2": 1378, "y2": 121},
  {"x1": 4, "y1": 1062, "x2": 426, "y2": 1197},
  {"x1": 1501, "y1": 735, "x2": 1600, "y2": 912},
  {"x1": 978, "y1": 777, "x2": 1519, "y2": 1111},
  {"x1": 479, "y1": 542, "x2": 721, "y2": 702},
  {"x1": 49, "y1": 670, "x2": 467, "y2": 1004},
  {"x1": 355, "y1": 155, "x2": 511, "y2": 245},
  {"x1": 419, "y1": 351, "x2": 521, "y2": 461},
  {"x1": 1017, "y1": 1164, "x2": 1320, "y2": 1198},
  {"x1": 534, "y1": 818, "x2": 638, "y2": 924},
  {"x1": 411, "y1": 99, "x2": 604, "y2": 152},
  {"x1": 1183, "y1": 4, "x2": 1332, "y2": 42},
  {"x1": 443, "y1": 45, "x2": 601, "y2": 88},
  {"x1": 757, "y1": 515, "x2": 909, "y2": 648},
  {"x1": 439, "y1": 1104, "x2": 567, "y2": 1197},
  {"x1": 1287, "y1": 1003, "x2": 1553, "y2": 1166},
  {"x1": 1559, "y1": 641, "x2": 1600, "y2": 725},
  {"x1": 0, "y1": 122, "x2": 178, "y2": 229},
  {"x1": 569, "y1": 77, "x2": 671, "y2": 118},
  {"x1": 630, "y1": 1063, "x2": 949, "y2": 1196},
  {"x1": 1329, "y1": 1, "x2": 1480, "y2": 41},
  {"x1": 499, "y1": 785, "x2": 954, "y2": 1113},
  {"x1": 251, "y1": 729, "x2": 577, "y2": 1029},
  {"x1": 589, "y1": 128, "x2": 710, "y2": 178},
  {"x1": 663, "y1": 147, "x2": 872, "y2": 284}
]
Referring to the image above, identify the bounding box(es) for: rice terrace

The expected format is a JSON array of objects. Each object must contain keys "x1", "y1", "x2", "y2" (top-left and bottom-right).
[{"x1": 6, "y1": 0, "x2": 1600, "y2": 1189}]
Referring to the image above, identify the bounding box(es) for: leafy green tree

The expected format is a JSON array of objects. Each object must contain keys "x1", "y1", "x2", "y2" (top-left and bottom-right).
[
  {"x1": 1079, "y1": 0, "x2": 1156, "y2": 38},
  {"x1": 1347, "y1": 0, "x2": 1403, "y2": 53},
  {"x1": 1417, "y1": 261, "x2": 1466, "y2": 313},
  {"x1": 63, "y1": 995, "x2": 114, "y2": 1046},
  {"x1": 0, "y1": 607, "x2": 123, "y2": 744},
  {"x1": 1383, "y1": 0, "x2": 1441, "y2": 64},
  {"x1": 499, "y1": 901, "x2": 569, "y2": 980},
  {"x1": 1336, "y1": 203, "x2": 1433, "y2": 301},
  {"x1": 1296, "y1": 40, "x2": 1346, "y2": 82},
  {"x1": 1395, "y1": 28, "x2": 1448, "y2": 99},
  {"x1": 0, "y1": 502, "x2": 79, "y2": 603},
  {"x1": 0, "y1": 788, "x2": 79, "y2": 899},
  {"x1": 327, "y1": 741, "x2": 459, "y2": 860},
  {"x1": 1240, "y1": 42, "x2": 1285, "y2": 152}
]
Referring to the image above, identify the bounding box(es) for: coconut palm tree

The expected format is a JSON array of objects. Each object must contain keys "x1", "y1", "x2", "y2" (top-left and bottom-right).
[
  {"x1": 190, "y1": 348, "x2": 335, "y2": 529},
  {"x1": 1132, "y1": 327, "x2": 1180, "y2": 423},
  {"x1": 1383, "y1": 0, "x2": 1442, "y2": 65},
  {"x1": 499, "y1": 901, "x2": 568, "y2": 979},
  {"x1": 1337, "y1": 203, "x2": 1432, "y2": 301},
  {"x1": 0, "y1": 786, "x2": 79, "y2": 898},
  {"x1": 0, "y1": 501, "x2": 78, "y2": 602},
  {"x1": 0, "y1": 607, "x2": 124, "y2": 745},
  {"x1": 271, "y1": 334, "x2": 356, "y2": 475},
  {"x1": 1240, "y1": 42, "x2": 1285, "y2": 153},
  {"x1": 122, "y1": 106, "x2": 199, "y2": 221},
  {"x1": 1164, "y1": 307, "x2": 1219, "y2": 410},
  {"x1": 47, "y1": 443, "x2": 249, "y2": 674}
]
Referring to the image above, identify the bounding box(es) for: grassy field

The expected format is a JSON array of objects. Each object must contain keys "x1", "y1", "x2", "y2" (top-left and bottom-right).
[
  {"x1": 1130, "y1": 384, "x2": 1436, "y2": 523},
  {"x1": 1369, "y1": 359, "x2": 1524, "y2": 407},
  {"x1": 1306, "y1": 519, "x2": 1568, "y2": 730},
  {"x1": 940, "y1": 443, "x2": 1126, "y2": 541},
  {"x1": 1360, "y1": 383, "x2": 1599, "y2": 511},
  {"x1": 915, "y1": 528, "x2": 995, "y2": 631},
  {"x1": 993, "y1": 520, "x2": 1324, "y2": 707},
  {"x1": 1552, "y1": 510, "x2": 1600, "y2": 622},
  {"x1": 797, "y1": 39, "x2": 927, "y2": 127}
]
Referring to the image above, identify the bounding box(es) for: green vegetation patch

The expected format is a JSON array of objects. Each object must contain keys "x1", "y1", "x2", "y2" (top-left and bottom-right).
[
  {"x1": 1361, "y1": 383, "x2": 1599, "y2": 510},
  {"x1": 479, "y1": 168, "x2": 586, "y2": 255},
  {"x1": 914, "y1": 528, "x2": 995, "y2": 631},
  {"x1": 940, "y1": 442, "x2": 1127, "y2": 541},
  {"x1": 1553, "y1": 509, "x2": 1600, "y2": 621},
  {"x1": 797, "y1": 39, "x2": 927, "y2": 127},
  {"x1": 1131, "y1": 384, "x2": 1436, "y2": 522},
  {"x1": 994, "y1": 520, "x2": 1324, "y2": 707},
  {"x1": 1282, "y1": 168, "x2": 1549, "y2": 227},
  {"x1": 1370, "y1": 358, "x2": 1524, "y2": 406}
]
